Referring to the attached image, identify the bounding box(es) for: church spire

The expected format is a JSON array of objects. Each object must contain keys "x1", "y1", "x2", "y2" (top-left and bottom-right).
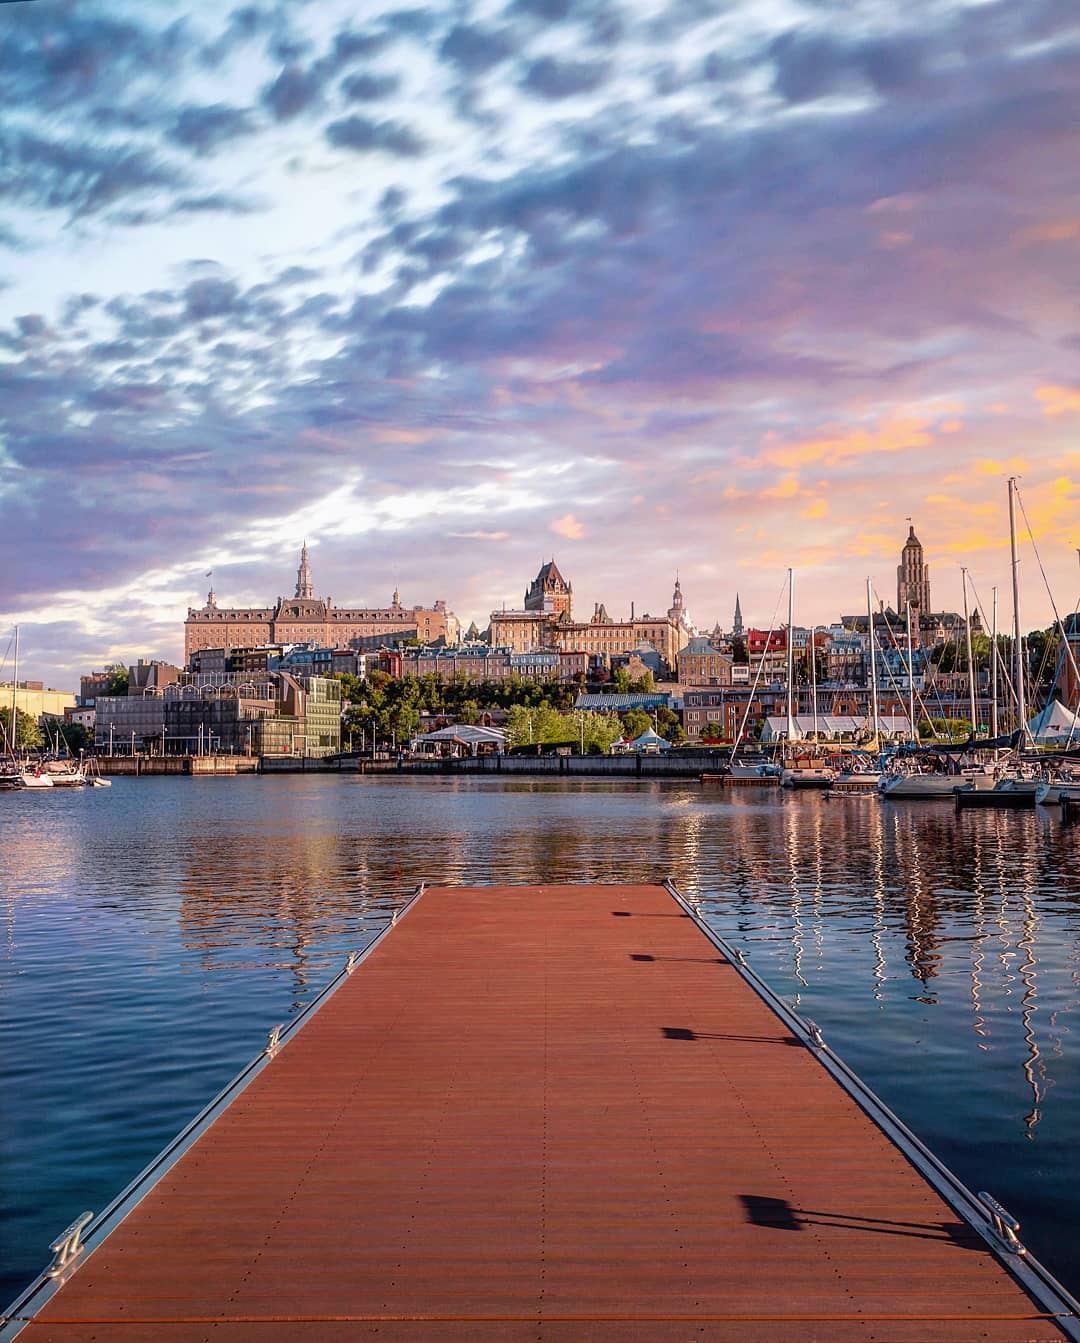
[
  {"x1": 733, "y1": 593, "x2": 744, "y2": 638},
  {"x1": 295, "y1": 541, "x2": 313, "y2": 600}
]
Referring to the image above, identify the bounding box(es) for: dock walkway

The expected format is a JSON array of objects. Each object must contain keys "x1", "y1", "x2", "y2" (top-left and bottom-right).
[{"x1": 8, "y1": 884, "x2": 1077, "y2": 1342}]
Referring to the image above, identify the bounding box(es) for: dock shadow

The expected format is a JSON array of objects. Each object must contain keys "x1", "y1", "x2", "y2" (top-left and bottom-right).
[
  {"x1": 631, "y1": 953, "x2": 724, "y2": 964},
  {"x1": 739, "y1": 1195, "x2": 978, "y2": 1248},
  {"x1": 662, "y1": 1026, "x2": 801, "y2": 1046},
  {"x1": 612, "y1": 910, "x2": 690, "y2": 918}
]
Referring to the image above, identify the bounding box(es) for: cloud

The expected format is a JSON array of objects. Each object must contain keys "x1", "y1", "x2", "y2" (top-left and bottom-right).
[
  {"x1": 168, "y1": 103, "x2": 258, "y2": 156},
  {"x1": 1036, "y1": 385, "x2": 1080, "y2": 416},
  {"x1": 340, "y1": 72, "x2": 400, "y2": 102},
  {"x1": 552, "y1": 513, "x2": 585, "y2": 539},
  {"x1": 261, "y1": 64, "x2": 321, "y2": 121},
  {"x1": 762, "y1": 419, "x2": 935, "y2": 471},
  {"x1": 521, "y1": 56, "x2": 611, "y2": 100},
  {"x1": 438, "y1": 23, "x2": 513, "y2": 74},
  {"x1": 0, "y1": 129, "x2": 186, "y2": 217},
  {"x1": 325, "y1": 115, "x2": 426, "y2": 158}
]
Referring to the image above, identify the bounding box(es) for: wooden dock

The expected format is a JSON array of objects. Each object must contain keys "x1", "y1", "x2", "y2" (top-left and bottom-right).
[{"x1": 7, "y1": 883, "x2": 1078, "y2": 1342}]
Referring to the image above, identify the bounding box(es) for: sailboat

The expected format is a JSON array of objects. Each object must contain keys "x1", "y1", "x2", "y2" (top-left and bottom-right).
[
  {"x1": 3, "y1": 627, "x2": 54, "y2": 789},
  {"x1": 780, "y1": 572, "x2": 834, "y2": 789}
]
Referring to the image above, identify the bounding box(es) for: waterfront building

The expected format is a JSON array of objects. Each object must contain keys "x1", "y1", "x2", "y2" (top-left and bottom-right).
[
  {"x1": 95, "y1": 673, "x2": 341, "y2": 756},
  {"x1": 677, "y1": 636, "x2": 735, "y2": 687},
  {"x1": 184, "y1": 546, "x2": 458, "y2": 660},
  {"x1": 129, "y1": 659, "x2": 181, "y2": 693},
  {"x1": 745, "y1": 629, "x2": 790, "y2": 680},
  {"x1": 574, "y1": 691, "x2": 673, "y2": 715},
  {"x1": 680, "y1": 684, "x2": 789, "y2": 743},
  {"x1": 64, "y1": 704, "x2": 96, "y2": 733},
  {"x1": 1, "y1": 680, "x2": 77, "y2": 722},
  {"x1": 392, "y1": 644, "x2": 592, "y2": 685},
  {"x1": 79, "y1": 671, "x2": 115, "y2": 707}
]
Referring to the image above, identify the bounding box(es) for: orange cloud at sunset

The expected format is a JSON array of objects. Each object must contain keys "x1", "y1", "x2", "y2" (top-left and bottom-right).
[
  {"x1": 1036, "y1": 386, "x2": 1080, "y2": 417},
  {"x1": 763, "y1": 417, "x2": 934, "y2": 470},
  {"x1": 552, "y1": 513, "x2": 584, "y2": 540}
]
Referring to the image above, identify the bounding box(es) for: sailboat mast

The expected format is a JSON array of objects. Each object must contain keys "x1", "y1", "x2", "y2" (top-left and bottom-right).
[
  {"x1": 810, "y1": 625, "x2": 819, "y2": 741},
  {"x1": 905, "y1": 601, "x2": 916, "y2": 742},
  {"x1": 10, "y1": 624, "x2": 18, "y2": 757},
  {"x1": 1008, "y1": 477, "x2": 1027, "y2": 740},
  {"x1": 786, "y1": 568, "x2": 795, "y2": 743},
  {"x1": 991, "y1": 587, "x2": 999, "y2": 739},
  {"x1": 866, "y1": 578, "x2": 879, "y2": 738},
  {"x1": 961, "y1": 567, "x2": 977, "y2": 737}
]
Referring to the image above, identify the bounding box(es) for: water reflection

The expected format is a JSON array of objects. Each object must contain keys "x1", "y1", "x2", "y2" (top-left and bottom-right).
[{"x1": 2, "y1": 777, "x2": 1080, "y2": 1305}]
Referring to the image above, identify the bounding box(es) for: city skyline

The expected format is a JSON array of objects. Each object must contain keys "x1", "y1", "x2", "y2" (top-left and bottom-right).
[{"x1": 2, "y1": 0, "x2": 1078, "y2": 683}]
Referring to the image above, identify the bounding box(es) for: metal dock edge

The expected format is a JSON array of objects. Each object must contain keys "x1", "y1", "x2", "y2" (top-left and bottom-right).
[
  {"x1": 664, "y1": 876, "x2": 1080, "y2": 1341},
  {"x1": 0, "y1": 883, "x2": 428, "y2": 1341}
]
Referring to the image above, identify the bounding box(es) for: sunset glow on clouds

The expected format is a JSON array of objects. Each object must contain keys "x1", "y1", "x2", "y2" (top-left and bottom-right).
[{"x1": 1, "y1": 0, "x2": 1079, "y2": 681}]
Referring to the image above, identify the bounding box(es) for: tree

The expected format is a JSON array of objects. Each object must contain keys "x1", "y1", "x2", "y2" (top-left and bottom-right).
[
  {"x1": 629, "y1": 671, "x2": 656, "y2": 692},
  {"x1": 0, "y1": 706, "x2": 43, "y2": 750},
  {"x1": 621, "y1": 708, "x2": 652, "y2": 740},
  {"x1": 52, "y1": 721, "x2": 90, "y2": 754},
  {"x1": 613, "y1": 669, "x2": 632, "y2": 692},
  {"x1": 581, "y1": 711, "x2": 623, "y2": 754},
  {"x1": 731, "y1": 636, "x2": 748, "y2": 665},
  {"x1": 105, "y1": 663, "x2": 129, "y2": 695}
]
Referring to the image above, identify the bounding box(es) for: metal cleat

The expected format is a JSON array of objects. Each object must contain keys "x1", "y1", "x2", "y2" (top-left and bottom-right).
[
  {"x1": 46, "y1": 1212, "x2": 93, "y2": 1278},
  {"x1": 978, "y1": 1191, "x2": 1026, "y2": 1255}
]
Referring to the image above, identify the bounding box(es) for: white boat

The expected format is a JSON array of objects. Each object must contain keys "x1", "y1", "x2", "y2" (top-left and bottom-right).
[
  {"x1": 781, "y1": 765, "x2": 835, "y2": 789},
  {"x1": 1035, "y1": 774, "x2": 1080, "y2": 805},
  {"x1": 830, "y1": 770, "x2": 882, "y2": 793},
  {"x1": 728, "y1": 761, "x2": 781, "y2": 779},
  {"x1": 879, "y1": 771, "x2": 962, "y2": 798},
  {"x1": 43, "y1": 761, "x2": 86, "y2": 787},
  {"x1": 15, "y1": 768, "x2": 54, "y2": 789}
]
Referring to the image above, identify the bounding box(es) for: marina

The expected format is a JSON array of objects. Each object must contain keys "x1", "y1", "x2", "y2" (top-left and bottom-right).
[{"x1": 5, "y1": 880, "x2": 1079, "y2": 1341}]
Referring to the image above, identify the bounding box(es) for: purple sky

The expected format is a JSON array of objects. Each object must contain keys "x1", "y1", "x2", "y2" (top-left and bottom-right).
[{"x1": 1, "y1": 0, "x2": 1078, "y2": 686}]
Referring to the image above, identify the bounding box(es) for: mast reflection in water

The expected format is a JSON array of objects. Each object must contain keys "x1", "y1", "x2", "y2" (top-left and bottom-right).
[{"x1": 1, "y1": 775, "x2": 1079, "y2": 1303}]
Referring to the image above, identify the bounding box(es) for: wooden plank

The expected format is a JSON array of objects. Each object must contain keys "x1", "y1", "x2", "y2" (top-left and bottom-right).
[{"x1": 17, "y1": 885, "x2": 1071, "y2": 1342}]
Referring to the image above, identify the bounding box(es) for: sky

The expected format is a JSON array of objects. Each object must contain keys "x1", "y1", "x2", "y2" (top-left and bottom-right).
[{"x1": 1, "y1": 0, "x2": 1078, "y2": 686}]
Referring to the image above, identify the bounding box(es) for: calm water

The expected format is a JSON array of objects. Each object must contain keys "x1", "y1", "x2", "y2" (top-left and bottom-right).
[{"x1": 2, "y1": 775, "x2": 1079, "y2": 1303}]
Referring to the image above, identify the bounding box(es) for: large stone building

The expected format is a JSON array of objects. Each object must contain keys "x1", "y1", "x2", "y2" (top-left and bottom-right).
[
  {"x1": 525, "y1": 559, "x2": 572, "y2": 617},
  {"x1": 184, "y1": 544, "x2": 459, "y2": 661},
  {"x1": 489, "y1": 565, "x2": 691, "y2": 671}
]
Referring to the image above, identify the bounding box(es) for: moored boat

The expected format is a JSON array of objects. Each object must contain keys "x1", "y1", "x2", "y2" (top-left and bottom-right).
[{"x1": 955, "y1": 780, "x2": 1036, "y2": 809}]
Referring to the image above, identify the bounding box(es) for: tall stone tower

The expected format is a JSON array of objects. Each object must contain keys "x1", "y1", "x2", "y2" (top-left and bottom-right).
[
  {"x1": 897, "y1": 524, "x2": 931, "y2": 614},
  {"x1": 667, "y1": 576, "x2": 685, "y2": 623},
  {"x1": 295, "y1": 541, "x2": 314, "y2": 600}
]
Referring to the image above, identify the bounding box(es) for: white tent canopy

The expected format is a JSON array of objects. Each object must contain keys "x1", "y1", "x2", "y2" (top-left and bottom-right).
[
  {"x1": 761, "y1": 715, "x2": 912, "y2": 743},
  {"x1": 1027, "y1": 699, "x2": 1080, "y2": 744},
  {"x1": 412, "y1": 724, "x2": 506, "y2": 754}
]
